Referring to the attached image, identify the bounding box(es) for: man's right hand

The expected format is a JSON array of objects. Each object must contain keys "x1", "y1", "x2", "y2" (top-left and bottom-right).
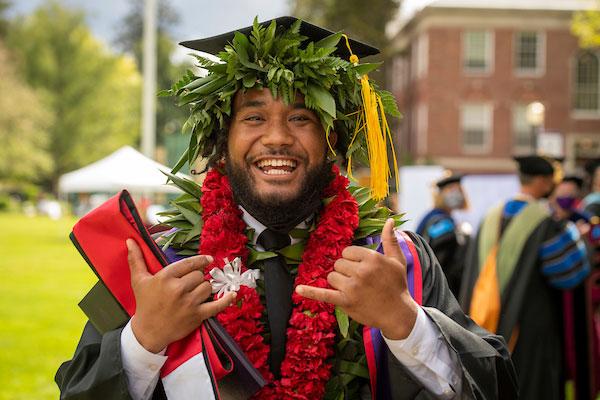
[{"x1": 126, "y1": 239, "x2": 236, "y2": 353}]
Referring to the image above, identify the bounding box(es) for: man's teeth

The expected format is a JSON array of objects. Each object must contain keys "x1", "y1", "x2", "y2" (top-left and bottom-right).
[
  {"x1": 264, "y1": 169, "x2": 291, "y2": 175},
  {"x1": 256, "y1": 159, "x2": 297, "y2": 168}
]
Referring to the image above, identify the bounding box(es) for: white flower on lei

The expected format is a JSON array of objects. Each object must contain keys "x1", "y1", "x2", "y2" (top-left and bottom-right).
[{"x1": 209, "y1": 257, "x2": 261, "y2": 298}]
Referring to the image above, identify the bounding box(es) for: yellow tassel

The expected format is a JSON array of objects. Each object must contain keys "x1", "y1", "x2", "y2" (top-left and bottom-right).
[{"x1": 343, "y1": 35, "x2": 399, "y2": 201}]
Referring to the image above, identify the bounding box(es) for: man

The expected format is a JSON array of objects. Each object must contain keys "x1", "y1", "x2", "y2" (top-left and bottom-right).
[
  {"x1": 416, "y1": 173, "x2": 469, "y2": 297},
  {"x1": 460, "y1": 155, "x2": 590, "y2": 400},
  {"x1": 56, "y1": 17, "x2": 516, "y2": 399}
]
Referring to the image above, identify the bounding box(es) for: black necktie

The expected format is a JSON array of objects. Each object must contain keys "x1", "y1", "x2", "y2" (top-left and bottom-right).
[{"x1": 256, "y1": 229, "x2": 292, "y2": 378}]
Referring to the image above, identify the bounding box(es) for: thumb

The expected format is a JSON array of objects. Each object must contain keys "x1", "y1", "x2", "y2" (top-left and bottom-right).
[
  {"x1": 202, "y1": 292, "x2": 237, "y2": 318},
  {"x1": 381, "y1": 218, "x2": 405, "y2": 262},
  {"x1": 126, "y1": 239, "x2": 151, "y2": 283}
]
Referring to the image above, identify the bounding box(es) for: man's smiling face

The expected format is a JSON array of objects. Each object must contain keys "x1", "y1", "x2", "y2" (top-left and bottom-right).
[{"x1": 226, "y1": 88, "x2": 332, "y2": 207}]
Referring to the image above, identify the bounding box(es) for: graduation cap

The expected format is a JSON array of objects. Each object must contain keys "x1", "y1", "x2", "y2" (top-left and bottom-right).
[
  {"x1": 435, "y1": 173, "x2": 463, "y2": 189},
  {"x1": 513, "y1": 155, "x2": 555, "y2": 176},
  {"x1": 584, "y1": 158, "x2": 600, "y2": 176},
  {"x1": 171, "y1": 16, "x2": 399, "y2": 200},
  {"x1": 561, "y1": 175, "x2": 584, "y2": 189},
  {"x1": 180, "y1": 16, "x2": 379, "y2": 59}
]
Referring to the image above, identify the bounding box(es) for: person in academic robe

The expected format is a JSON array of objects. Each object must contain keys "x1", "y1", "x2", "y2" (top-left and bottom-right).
[
  {"x1": 416, "y1": 173, "x2": 469, "y2": 297},
  {"x1": 550, "y1": 174, "x2": 597, "y2": 399},
  {"x1": 583, "y1": 159, "x2": 600, "y2": 218},
  {"x1": 460, "y1": 155, "x2": 591, "y2": 400},
  {"x1": 55, "y1": 17, "x2": 517, "y2": 400},
  {"x1": 582, "y1": 159, "x2": 600, "y2": 270},
  {"x1": 551, "y1": 175, "x2": 592, "y2": 228}
]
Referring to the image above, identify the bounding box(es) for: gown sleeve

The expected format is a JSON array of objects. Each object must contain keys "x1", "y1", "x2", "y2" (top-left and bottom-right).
[{"x1": 55, "y1": 321, "x2": 167, "y2": 400}]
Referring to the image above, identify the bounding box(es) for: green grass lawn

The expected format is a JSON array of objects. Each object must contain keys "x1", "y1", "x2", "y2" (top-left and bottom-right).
[{"x1": 0, "y1": 213, "x2": 96, "y2": 400}]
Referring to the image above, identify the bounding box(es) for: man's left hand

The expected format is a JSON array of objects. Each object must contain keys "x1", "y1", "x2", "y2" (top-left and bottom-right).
[{"x1": 297, "y1": 218, "x2": 419, "y2": 340}]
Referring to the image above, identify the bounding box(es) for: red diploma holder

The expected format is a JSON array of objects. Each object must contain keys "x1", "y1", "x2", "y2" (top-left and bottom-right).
[{"x1": 72, "y1": 190, "x2": 265, "y2": 399}]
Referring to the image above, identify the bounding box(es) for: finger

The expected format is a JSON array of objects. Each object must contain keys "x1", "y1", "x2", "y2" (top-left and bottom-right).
[
  {"x1": 381, "y1": 218, "x2": 405, "y2": 263},
  {"x1": 199, "y1": 291, "x2": 237, "y2": 318},
  {"x1": 179, "y1": 269, "x2": 205, "y2": 292},
  {"x1": 341, "y1": 245, "x2": 372, "y2": 262},
  {"x1": 189, "y1": 281, "x2": 213, "y2": 303},
  {"x1": 126, "y1": 239, "x2": 151, "y2": 282},
  {"x1": 333, "y1": 257, "x2": 360, "y2": 277},
  {"x1": 327, "y1": 271, "x2": 351, "y2": 290},
  {"x1": 295, "y1": 285, "x2": 345, "y2": 306},
  {"x1": 162, "y1": 255, "x2": 214, "y2": 278}
]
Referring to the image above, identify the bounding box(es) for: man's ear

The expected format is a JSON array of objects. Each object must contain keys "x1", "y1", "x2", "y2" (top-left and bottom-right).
[{"x1": 326, "y1": 131, "x2": 338, "y2": 154}]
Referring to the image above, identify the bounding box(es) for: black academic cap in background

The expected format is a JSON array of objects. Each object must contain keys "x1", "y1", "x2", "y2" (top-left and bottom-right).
[
  {"x1": 514, "y1": 155, "x2": 555, "y2": 176},
  {"x1": 180, "y1": 16, "x2": 379, "y2": 59},
  {"x1": 562, "y1": 175, "x2": 584, "y2": 189},
  {"x1": 584, "y1": 158, "x2": 600, "y2": 176},
  {"x1": 436, "y1": 173, "x2": 463, "y2": 189}
]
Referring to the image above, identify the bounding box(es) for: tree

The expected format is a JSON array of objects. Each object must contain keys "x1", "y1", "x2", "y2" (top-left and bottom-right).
[
  {"x1": 7, "y1": 2, "x2": 142, "y2": 192},
  {"x1": 0, "y1": 0, "x2": 11, "y2": 38},
  {"x1": 572, "y1": 6, "x2": 600, "y2": 48},
  {"x1": 114, "y1": 0, "x2": 189, "y2": 146},
  {"x1": 0, "y1": 41, "x2": 52, "y2": 185}
]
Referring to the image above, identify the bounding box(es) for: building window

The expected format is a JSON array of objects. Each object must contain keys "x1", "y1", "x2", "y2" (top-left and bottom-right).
[
  {"x1": 461, "y1": 103, "x2": 492, "y2": 152},
  {"x1": 512, "y1": 104, "x2": 532, "y2": 151},
  {"x1": 574, "y1": 52, "x2": 599, "y2": 112},
  {"x1": 514, "y1": 32, "x2": 544, "y2": 74},
  {"x1": 411, "y1": 33, "x2": 429, "y2": 80},
  {"x1": 463, "y1": 31, "x2": 492, "y2": 73}
]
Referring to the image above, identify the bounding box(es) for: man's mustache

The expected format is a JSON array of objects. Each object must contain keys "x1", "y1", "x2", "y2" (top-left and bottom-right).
[{"x1": 247, "y1": 149, "x2": 307, "y2": 164}]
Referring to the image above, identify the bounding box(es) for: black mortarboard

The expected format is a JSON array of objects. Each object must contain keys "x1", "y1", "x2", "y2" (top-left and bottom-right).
[
  {"x1": 584, "y1": 158, "x2": 600, "y2": 176},
  {"x1": 436, "y1": 173, "x2": 463, "y2": 189},
  {"x1": 514, "y1": 155, "x2": 555, "y2": 176},
  {"x1": 562, "y1": 175, "x2": 584, "y2": 189},
  {"x1": 180, "y1": 16, "x2": 379, "y2": 59}
]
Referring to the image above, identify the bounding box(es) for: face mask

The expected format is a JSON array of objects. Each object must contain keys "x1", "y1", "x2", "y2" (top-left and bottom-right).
[
  {"x1": 443, "y1": 190, "x2": 464, "y2": 210},
  {"x1": 556, "y1": 196, "x2": 576, "y2": 210}
]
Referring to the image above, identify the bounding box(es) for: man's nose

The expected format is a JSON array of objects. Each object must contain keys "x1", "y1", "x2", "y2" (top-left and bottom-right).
[{"x1": 260, "y1": 119, "x2": 294, "y2": 147}]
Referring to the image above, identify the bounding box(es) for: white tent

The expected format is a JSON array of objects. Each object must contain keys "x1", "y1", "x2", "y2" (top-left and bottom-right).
[{"x1": 58, "y1": 146, "x2": 187, "y2": 194}]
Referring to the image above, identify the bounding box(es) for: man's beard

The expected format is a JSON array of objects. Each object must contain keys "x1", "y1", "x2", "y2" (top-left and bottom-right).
[{"x1": 225, "y1": 153, "x2": 333, "y2": 234}]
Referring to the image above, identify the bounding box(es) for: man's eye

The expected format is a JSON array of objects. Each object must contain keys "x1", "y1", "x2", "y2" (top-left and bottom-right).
[
  {"x1": 290, "y1": 115, "x2": 310, "y2": 121},
  {"x1": 244, "y1": 115, "x2": 263, "y2": 121}
]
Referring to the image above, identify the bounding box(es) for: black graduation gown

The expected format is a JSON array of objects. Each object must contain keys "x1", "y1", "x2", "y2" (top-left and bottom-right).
[
  {"x1": 460, "y1": 207, "x2": 589, "y2": 400},
  {"x1": 56, "y1": 233, "x2": 517, "y2": 400}
]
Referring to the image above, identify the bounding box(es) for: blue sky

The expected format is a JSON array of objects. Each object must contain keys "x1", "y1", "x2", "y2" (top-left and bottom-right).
[{"x1": 8, "y1": 0, "x2": 291, "y2": 47}]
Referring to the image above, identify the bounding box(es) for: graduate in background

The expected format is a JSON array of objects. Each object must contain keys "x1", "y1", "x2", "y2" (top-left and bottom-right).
[
  {"x1": 550, "y1": 173, "x2": 597, "y2": 399},
  {"x1": 551, "y1": 175, "x2": 591, "y2": 228},
  {"x1": 416, "y1": 173, "x2": 469, "y2": 297},
  {"x1": 583, "y1": 159, "x2": 600, "y2": 218},
  {"x1": 460, "y1": 155, "x2": 591, "y2": 400}
]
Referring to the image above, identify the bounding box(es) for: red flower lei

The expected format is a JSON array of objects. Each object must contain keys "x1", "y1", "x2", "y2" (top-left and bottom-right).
[{"x1": 199, "y1": 165, "x2": 359, "y2": 399}]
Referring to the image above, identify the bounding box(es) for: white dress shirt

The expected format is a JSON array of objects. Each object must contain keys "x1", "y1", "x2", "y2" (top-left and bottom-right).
[{"x1": 120, "y1": 207, "x2": 462, "y2": 399}]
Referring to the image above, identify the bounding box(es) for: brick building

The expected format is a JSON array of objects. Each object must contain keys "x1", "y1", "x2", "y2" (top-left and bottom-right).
[{"x1": 388, "y1": 0, "x2": 600, "y2": 173}]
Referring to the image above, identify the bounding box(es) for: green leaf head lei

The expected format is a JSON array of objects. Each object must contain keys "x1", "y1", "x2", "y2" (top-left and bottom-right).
[{"x1": 162, "y1": 16, "x2": 401, "y2": 200}]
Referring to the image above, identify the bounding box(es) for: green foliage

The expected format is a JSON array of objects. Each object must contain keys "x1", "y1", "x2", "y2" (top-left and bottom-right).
[
  {"x1": 572, "y1": 6, "x2": 600, "y2": 48},
  {"x1": 164, "y1": 18, "x2": 401, "y2": 174},
  {"x1": 0, "y1": 0, "x2": 11, "y2": 38},
  {"x1": 114, "y1": 0, "x2": 190, "y2": 147},
  {"x1": 155, "y1": 172, "x2": 203, "y2": 254},
  {"x1": 6, "y1": 2, "x2": 142, "y2": 192},
  {"x1": 0, "y1": 41, "x2": 53, "y2": 184}
]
